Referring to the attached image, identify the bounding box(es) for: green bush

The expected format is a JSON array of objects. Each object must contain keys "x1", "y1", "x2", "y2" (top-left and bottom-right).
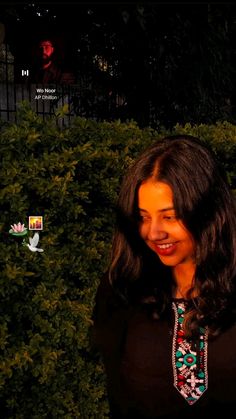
[{"x1": 0, "y1": 103, "x2": 235, "y2": 417}]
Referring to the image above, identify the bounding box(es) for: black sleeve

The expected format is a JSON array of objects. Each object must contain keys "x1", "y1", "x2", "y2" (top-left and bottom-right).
[
  {"x1": 91, "y1": 274, "x2": 130, "y2": 418},
  {"x1": 91, "y1": 273, "x2": 128, "y2": 360}
]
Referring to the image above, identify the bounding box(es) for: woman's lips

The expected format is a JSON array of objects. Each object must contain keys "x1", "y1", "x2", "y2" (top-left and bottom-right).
[{"x1": 152, "y1": 242, "x2": 178, "y2": 256}]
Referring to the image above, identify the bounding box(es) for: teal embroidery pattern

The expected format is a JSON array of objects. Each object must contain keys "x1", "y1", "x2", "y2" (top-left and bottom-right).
[{"x1": 172, "y1": 301, "x2": 208, "y2": 404}]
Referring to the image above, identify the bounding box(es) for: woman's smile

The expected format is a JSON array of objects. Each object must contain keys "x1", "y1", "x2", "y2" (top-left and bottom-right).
[{"x1": 153, "y1": 241, "x2": 178, "y2": 256}]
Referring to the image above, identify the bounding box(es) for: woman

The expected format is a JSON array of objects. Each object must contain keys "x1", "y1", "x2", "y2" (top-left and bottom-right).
[{"x1": 92, "y1": 135, "x2": 236, "y2": 418}]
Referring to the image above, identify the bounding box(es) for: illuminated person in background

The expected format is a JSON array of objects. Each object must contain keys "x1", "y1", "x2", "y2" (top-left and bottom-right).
[
  {"x1": 34, "y1": 39, "x2": 62, "y2": 84},
  {"x1": 92, "y1": 135, "x2": 236, "y2": 418}
]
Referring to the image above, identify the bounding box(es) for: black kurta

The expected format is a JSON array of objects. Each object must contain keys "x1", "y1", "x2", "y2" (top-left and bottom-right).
[{"x1": 92, "y1": 275, "x2": 236, "y2": 418}]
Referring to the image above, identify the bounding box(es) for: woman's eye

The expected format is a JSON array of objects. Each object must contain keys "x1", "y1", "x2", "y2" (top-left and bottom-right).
[
  {"x1": 164, "y1": 215, "x2": 176, "y2": 220},
  {"x1": 139, "y1": 215, "x2": 150, "y2": 222}
]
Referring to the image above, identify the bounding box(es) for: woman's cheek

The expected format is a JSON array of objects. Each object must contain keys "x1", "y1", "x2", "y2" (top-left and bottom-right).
[{"x1": 139, "y1": 224, "x2": 148, "y2": 240}]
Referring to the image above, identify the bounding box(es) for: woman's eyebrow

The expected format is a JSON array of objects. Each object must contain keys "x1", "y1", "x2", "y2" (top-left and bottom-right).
[{"x1": 138, "y1": 207, "x2": 175, "y2": 212}]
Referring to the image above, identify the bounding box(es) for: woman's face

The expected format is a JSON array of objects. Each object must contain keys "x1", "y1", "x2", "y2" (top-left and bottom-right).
[{"x1": 138, "y1": 179, "x2": 195, "y2": 270}]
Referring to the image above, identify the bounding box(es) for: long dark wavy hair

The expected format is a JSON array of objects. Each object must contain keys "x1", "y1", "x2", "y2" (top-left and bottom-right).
[{"x1": 108, "y1": 135, "x2": 236, "y2": 337}]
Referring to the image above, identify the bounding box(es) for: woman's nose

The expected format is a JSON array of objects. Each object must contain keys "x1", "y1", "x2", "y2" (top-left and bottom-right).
[{"x1": 147, "y1": 221, "x2": 168, "y2": 241}]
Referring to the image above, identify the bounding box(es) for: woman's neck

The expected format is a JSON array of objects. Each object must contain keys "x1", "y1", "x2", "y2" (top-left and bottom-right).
[{"x1": 172, "y1": 262, "x2": 196, "y2": 299}]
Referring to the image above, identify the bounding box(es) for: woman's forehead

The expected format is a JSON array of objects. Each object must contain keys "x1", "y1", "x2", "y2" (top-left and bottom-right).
[{"x1": 138, "y1": 180, "x2": 174, "y2": 211}]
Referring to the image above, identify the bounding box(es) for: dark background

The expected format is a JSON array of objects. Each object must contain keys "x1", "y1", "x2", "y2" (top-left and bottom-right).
[{"x1": 1, "y1": 1, "x2": 236, "y2": 128}]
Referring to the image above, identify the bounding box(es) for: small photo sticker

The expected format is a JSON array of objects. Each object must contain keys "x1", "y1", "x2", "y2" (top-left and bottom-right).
[{"x1": 29, "y1": 216, "x2": 43, "y2": 231}]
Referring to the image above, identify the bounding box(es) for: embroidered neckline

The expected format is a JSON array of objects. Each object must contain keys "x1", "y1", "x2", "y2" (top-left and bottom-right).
[{"x1": 172, "y1": 300, "x2": 208, "y2": 405}]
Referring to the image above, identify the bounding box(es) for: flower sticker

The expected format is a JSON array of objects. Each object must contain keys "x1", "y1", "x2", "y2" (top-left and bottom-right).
[{"x1": 9, "y1": 222, "x2": 28, "y2": 237}]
